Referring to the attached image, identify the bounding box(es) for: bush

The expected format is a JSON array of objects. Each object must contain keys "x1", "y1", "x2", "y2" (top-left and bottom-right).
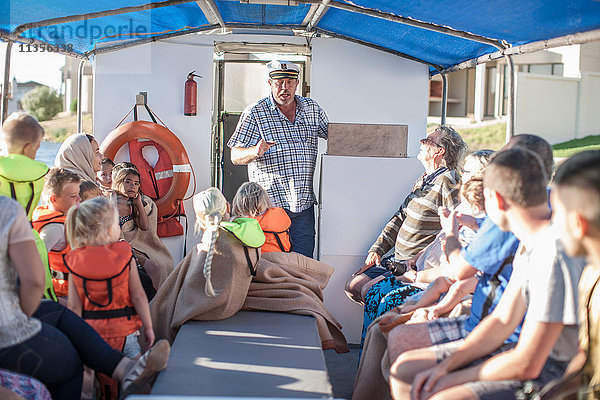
[
  {"x1": 21, "y1": 86, "x2": 63, "y2": 121},
  {"x1": 70, "y1": 98, "x2": 77, "y2": 113}
]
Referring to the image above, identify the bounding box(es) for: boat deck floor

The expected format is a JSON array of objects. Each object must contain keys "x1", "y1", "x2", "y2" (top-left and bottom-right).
[{"x1": 324, "y1": 345, "x2": 360, "y2": 399}]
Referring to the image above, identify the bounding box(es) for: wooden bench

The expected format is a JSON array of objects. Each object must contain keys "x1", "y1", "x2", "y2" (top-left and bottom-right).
[{"x1": 149, "y1": 311, "x2": 334, "y2": 398}]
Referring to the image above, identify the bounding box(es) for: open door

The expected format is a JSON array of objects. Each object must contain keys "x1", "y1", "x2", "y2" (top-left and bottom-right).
[{"x1": 212, "y1": 46, "x2": 308, "y2": 201}]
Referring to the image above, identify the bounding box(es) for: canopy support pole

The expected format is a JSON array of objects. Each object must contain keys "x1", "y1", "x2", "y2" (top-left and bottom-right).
[
  {"x1": 77, "y1": 59, "x2": 85, "y2": 133},
  {"x1": 196, "y1": 0, "x2": 225, "y2": 28},
  {"x1": 504, "y1": 54, "x2": 515, "y2": 141},
  {"x1": 305, "y1": 0, "x2": 330, "y2": 31},
  {"x1": 88, "y1": 25, "x2": 220, "y2": 56},
  {"x1": 1, "y1": 41, "x2": 13, "y2": 125},
  {"x1": 441, "y1": 72, "x2": 447, "y2": 126}
]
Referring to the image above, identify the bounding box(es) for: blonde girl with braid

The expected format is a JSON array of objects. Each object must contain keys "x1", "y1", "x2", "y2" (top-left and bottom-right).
[{"x1": 193, "y1": 187, "x2": 229, "y2": 296}]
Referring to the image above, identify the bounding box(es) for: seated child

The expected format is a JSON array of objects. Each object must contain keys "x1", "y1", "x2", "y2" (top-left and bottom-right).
[
  {"x1": 112, "y1": 163, "x2": 171, "y2": 290},
  {"x1": 97, "y1": 157, "x2": 115, "y2": 194},
  {"x1": 0, "y1": 112, "x2": 55, "y2": 300},
  {"x1": 79, "y1": 180, "x2": 103, "y2": 201},
  {"x1": 65, "y1": 196, "x2": 155, "y2": 399},
  {"x1": 112, "y1": 165, "x2": 149, "y2": 231},
  {"x1": 231, "y1": 182, "x2": 292, "y2": 253},
  {"x1": 32, "y1": 167, "x2": 81, "y2": 299}
]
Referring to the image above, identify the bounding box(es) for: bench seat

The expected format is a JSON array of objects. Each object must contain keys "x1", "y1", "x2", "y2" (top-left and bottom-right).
[{"x1": 150, "y1": 311, "x2": 333, "y2": 398}]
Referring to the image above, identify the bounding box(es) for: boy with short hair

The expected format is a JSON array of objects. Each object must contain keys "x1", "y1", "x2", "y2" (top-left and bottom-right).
[
  {"x1": 551, "y1": 150, "x2": 600, "y2": 397},
  {"x1": 0, "y1": 112, "x2": 55, "y2": 300},
  {"x1": 32, "y1": 167, "x2": 81, "y2": 299}
]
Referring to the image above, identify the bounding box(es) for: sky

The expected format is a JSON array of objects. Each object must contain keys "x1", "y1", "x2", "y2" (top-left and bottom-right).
[{"x1": 0, "y1": 42, "x2": 65, "y2": 91}]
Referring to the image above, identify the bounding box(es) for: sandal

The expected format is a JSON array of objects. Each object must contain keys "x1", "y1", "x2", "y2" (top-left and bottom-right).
[{"x1": 120, "y1": 339, "x2": 170, "y2": 398}]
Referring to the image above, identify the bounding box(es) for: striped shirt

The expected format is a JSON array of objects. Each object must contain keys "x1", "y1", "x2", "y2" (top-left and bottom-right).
[
  {"x1": 369, "y1": 167, "x2": 460, "y2": 260},
  {"x1": 228, "y1": 95, "x2": 328, "y2": 213}
]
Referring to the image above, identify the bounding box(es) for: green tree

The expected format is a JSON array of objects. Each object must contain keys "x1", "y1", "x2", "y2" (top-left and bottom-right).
[{"x1": 21, "y1": 86, "x2": 63, "y2": 121}]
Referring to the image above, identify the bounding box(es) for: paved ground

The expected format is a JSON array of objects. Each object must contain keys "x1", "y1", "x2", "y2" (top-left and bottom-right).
[{"x1": 324, "y1": 344, "x2": 360, "y2": 400}]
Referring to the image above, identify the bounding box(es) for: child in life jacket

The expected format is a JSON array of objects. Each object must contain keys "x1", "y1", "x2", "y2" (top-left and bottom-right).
[
  {"x1": 97, "y1": 157, "x2": 115, "y2": 194},
  {"x1": 0, "y1": 112, "x2": 56, "y2": 300},
  {"x1": 231, "y1": 181, "x2": 292, "y2": 253},
  {"x1": 64, "y1": 196, "x2": 155, "y2": 399},
  {"x1": 32, "y1": 167, "x2": 81, "y2": 300}
]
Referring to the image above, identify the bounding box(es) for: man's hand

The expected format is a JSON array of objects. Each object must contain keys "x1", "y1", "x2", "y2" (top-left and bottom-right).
[
  {"x1": 352, "y1": 252, "x2": 381, "y2": 276},
  {"x1": 438, "y1": 206, "x2": 460, "y2": 237},
  {"x1": 255, "y1": 139, "x2": 275, "y2": 158},
  {"x1": 411, "y1": 365, "x2": 449, "y2": 400}
]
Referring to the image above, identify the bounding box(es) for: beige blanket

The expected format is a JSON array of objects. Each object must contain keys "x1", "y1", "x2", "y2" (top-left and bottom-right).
[
  {"x1": 243, "y1": 252, "x2": 349, "y2": 354},
  {"x1": 150, "y1": 228, "x2": 258, "y2": 342},
  {"x1": 122, "y1": 195, "x2": 174, "y2": 286},
  {"x1": 54, "y1": 133, "x2": 97, "y2": 182}
]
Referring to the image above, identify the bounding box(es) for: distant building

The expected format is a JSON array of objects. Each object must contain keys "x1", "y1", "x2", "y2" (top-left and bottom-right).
[
  {"x1": 428, "y1": 40, "x2": 600, "y2": 143},
  {"x1": 61, "y1": 56, "x2": 93, "y2": 114},
  {"x1": 0, "y1": 78, "x2": 48, "y2": 115}
]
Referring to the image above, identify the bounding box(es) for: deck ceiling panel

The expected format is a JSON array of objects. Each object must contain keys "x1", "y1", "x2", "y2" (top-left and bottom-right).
[
  {"x1": 346, "y1": 0, "x2": 600, "y2": 45},
  {"x1": 316, "y1": 8, "x2": 497, "y2": 71},
  {"x1": 215, "y1": 1, "x2": 311, "y2": 25},
  {"x1": 1, "y1": 1, "x2": 600, "y2": 70}
]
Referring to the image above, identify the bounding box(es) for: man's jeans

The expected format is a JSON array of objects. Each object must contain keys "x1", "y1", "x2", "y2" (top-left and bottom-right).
[{"x1": 285, "y1": 205, "x2": 315, "y2": 258}]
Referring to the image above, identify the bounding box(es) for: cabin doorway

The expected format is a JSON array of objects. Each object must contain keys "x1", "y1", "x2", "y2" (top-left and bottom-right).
[{"x1": 212, "y1": 43, "x2": 310, "y2": 201}]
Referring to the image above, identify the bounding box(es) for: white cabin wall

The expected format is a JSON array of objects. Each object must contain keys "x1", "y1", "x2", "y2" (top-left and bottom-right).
[
  {"x1": 311, "y1": 38, "x2": 429, "y2": 343},
  {"x1": 311, "y1": 37, "x2": 429, "y2": 157}
]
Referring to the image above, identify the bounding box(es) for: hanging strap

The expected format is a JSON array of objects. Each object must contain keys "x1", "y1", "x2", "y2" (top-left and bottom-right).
[
  {"x1": 9, "y1": 181, "x2": 36, "y2": 216},
  {"x1": 83, "y1": 277, "x2": 113, "y2": 307},
  {"x1": 115, "y1": 103, "x2": 169, "y2": 130},
  {"x1": 243, "y1": 247, "x2": 259, "y2": 276},
  {"x1": 263, "y1": 230, "x2": 292, "y2": 253},
  {"x1": 133, "y1": 103, "x2": 157, "y2": 124},
  {"x1": 481, "y1": 255, "x2": 514, "y2": 319}
]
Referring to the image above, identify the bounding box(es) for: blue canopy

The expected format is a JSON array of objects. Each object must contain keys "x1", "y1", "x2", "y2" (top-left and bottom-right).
[{"x1": 2, "y1": 0, "x2": 600, "y2": 74}]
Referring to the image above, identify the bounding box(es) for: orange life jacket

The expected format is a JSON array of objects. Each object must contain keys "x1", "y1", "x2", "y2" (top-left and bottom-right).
[
  {"x1": 32, "y1": 206, "x2": 71, "y2": 297},
  {"x1": 64, "y1": 241, "x2": 142, "y2": 339},
  {"x1": 253, "y1": 207, "x2": 292, "y2": 253},
  {"x1": 128, "y1": 139, "x2": 185, "y2": 237}
]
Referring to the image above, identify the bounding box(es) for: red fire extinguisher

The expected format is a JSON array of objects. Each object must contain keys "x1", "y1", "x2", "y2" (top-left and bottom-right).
[{"x1": 184, "y1": 71, "x2": 202, "y2": 116}]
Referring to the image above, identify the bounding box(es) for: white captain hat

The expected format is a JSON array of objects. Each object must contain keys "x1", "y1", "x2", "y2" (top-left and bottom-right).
[{"x1": 267, "y1": 60, "x2": 300, "y2": 79}]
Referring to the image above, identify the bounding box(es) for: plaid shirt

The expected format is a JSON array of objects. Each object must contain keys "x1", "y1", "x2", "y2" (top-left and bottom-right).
[
  {"x1": 228, "y1": 95, "x2": 328, "y2": 213},
  {"x1": 369, "y1": 167, "x2": 460, "y2": 260}
]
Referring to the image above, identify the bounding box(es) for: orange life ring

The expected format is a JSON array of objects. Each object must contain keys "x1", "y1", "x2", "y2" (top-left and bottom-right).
[{"x1": 100, "y1": 121, "x2": 191, "y2": 219}]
